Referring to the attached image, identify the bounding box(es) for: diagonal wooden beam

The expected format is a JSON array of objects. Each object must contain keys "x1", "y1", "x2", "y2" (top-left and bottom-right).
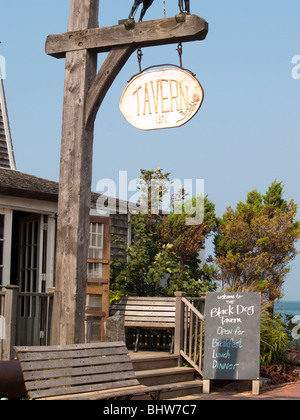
[
  {"x1": 46, "y1": 15, "x2": 208, "y2": 59},
  {"x1": 85, "y1": 45, "x2": 136, "y2": 130}
]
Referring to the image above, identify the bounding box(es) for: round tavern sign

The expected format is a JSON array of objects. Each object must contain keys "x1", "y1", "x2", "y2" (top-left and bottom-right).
[{"x1": 119, "y1": 68, "x2": 204, "y2": 131}]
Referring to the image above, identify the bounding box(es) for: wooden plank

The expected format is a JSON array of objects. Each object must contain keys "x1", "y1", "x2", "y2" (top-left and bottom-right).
[
  {"x1": 111, "y1": 301, "x2": 176, "y2": 307},
  {"x1": 112, "y1": 300, "x2": 176, "y2": 305},
  {"x1": 30, "y1": 378, "x2": 140, "y2": 400},
  {"x1": 46, "y1": 15, "x2": 208, "y2": 58},
  {"x1": 39, "y1": 384, "x2": 147, "y2": 401},
  {"x1": 111, "y1": 306, "x2": 175, "y2": 312},
  {"x1": 252, "y1": 380, "x2": 260, "y2": 396},
  {"x1": 125, "y1": 315, "x2": 175, "y2": 321},
  {"x1": 23, "y1": 361, "x2": 134, "y2": 381},
  {"x1": 116, "y1": 297, "x2": 176, "y2": 301},
  {"x1": 15, "y1": 341, "x2": 125, "y2": 353},
  {"x1": 20, "y1": 354, "x2": 131, "y2": 372},
  {"x1": 125, "y1": 322, "x2": 175, "y2": 328},
  {"x1": 202, "y1": 379, "x2": 210, "y2": 394},
  {"x1": 17, "y1": 346, "x2": 128, "y2": 362},
  {"x1": 113, "y1": 302, "x2": 175, "y2": 309},
  {"x1": 26, "y1": 370, "x2": 138, "y2": 391},
  {"x1": 111, "y1": 302, "x2": 176, "y2": 309},
  {"x1": 20, "y1": 353, "x2": 131, "y2": 372},
  {"x1": 116, "y1": 310, "x2": 176, "y2": 317}
]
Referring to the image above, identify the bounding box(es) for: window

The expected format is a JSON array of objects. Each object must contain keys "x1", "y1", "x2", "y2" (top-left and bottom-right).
[
  {"x1": 0, "y1": 215, "x2": 4, "y2": 285},
  {"x1": 87, "y1": 222, "x2": 104, "y2": 281},
  {"x1": 85, "y1": 217, "x2": 111, "y2": 343},
  {"x1": 19, "y1": 218, "x2": 39, "y2": 293},
  {"x1": 87, "y1": 261, "x2": 103, "y2": 280},
  {"x1": 88, "y1": 222, "x2": 103, "y2": 260}
]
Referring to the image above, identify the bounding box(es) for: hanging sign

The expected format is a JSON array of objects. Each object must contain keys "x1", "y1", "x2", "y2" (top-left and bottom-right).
[{"x1": 119, "y1": 68, "x2": 204, "y2": 130}]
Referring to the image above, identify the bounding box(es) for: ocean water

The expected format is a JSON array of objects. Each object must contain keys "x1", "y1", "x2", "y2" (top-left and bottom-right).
[{"x1": 274, "y1": 301, "x2": 300, "y2": 319}]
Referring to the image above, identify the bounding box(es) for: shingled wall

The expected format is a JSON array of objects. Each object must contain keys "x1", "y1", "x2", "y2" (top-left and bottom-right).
[{"x1": 0, "y1": 104, "x2": 10, "y2": 169}]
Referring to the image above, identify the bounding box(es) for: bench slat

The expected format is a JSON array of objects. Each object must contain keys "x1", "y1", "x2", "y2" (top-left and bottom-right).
[
  {"x1": 125, "y1": 314, "x2": 175, "y2": 320},
  {"x1": 26, "y1": 370, "x2": 137, "y2": 391},
  {"x1": 23, "y1": 361, "x2": 134, "y2": 381},
  {"x1": 42, "y1": 385, "x2": 148, "y2": 400},
  {"x1": 30, "y1": 378, "x2": 141, "y2": 400},
  {"x1": 125, "y1": 317, "x2": 175, "y2": 322},
  {"x1": 15, "y1": 341, "x2": 125, "y2": 353},
  {"x1": 111, "y1": 310, "x2": 176, "y2": 316},
  {"x1": 20, "y1": 354, "x2": 131, "y2": 372},
  {"x1": 116, "y1": 310, "x2": 175, "y2": 317},
  {"x1": 17, "y1": 346, "x2": 128, "y2": 362},
  {"x1": 65, "y1": 383, "x2": 175, "y2": 400},
  {"x1": 111, "y1": 302, "x2": 175, "y2": 308},
  {"x1": 124, "y1": 322, "x2": 175, "y2": 328},
  {"x1": 112, "y1": 297, "x2": 176, "y2": 301}
]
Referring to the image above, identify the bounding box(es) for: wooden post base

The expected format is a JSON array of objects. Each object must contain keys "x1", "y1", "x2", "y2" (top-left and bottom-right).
[{"x1": 202, "y1": 379, "x2": 260, "y2": 396}]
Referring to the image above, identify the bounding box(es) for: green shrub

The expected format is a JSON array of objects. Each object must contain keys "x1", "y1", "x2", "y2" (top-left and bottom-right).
[{"x1": 260, "y1": 310, "x2": 289, "y2": 366}]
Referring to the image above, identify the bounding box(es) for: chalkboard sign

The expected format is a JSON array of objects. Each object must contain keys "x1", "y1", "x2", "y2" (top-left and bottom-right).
[{"x1": 204, "y1": 292, "x2": 261, "y2": 381}]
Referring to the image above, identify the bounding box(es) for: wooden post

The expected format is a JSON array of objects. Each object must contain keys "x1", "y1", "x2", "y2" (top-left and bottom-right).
[
  {"x1": 202, "y1": 379, "x2": 210, "y2": 394},
  {"x1": 252, "y1": 380, "x2": 260, "y2": 396},
  {"x1": 174, "y1": 291, "x2": 186, "y2": 364},
  {"x1": 51, "y1": 0, "x2": 99, "y2": 345},
  {"x1": 47, "y1": 1, "x2": 208, "y2": 346},
  {"x1": 3, "y1": 285, "x2": 19, "y2": 360}
]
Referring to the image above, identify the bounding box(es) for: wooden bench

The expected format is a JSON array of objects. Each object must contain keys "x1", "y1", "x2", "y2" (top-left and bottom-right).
[
  {"x1": 14, "y1": 342, "x2": 175, "y2": 400},
  {"x1": 110, "y1": 297, "x2": 176, "y2": 352}
]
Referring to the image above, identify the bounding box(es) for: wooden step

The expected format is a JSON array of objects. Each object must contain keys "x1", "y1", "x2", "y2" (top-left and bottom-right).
[
  {"x1": 136, "y1": 366, "x2": 195, "y2": 386},
  {"x1": 130, "y1": 351, "x2": 203, "y2": 399},
  {"x1": 131, "y1": 354, "x2": 179, "y2": 371}
]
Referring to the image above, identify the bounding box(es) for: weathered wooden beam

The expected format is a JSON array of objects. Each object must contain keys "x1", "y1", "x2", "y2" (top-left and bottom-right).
[
  {"x1": 46, "y1": 15, "x2": 208, "y2": 59},
  {"x1": 85, "y1": 45, "x2": 135, "y2": 130}
]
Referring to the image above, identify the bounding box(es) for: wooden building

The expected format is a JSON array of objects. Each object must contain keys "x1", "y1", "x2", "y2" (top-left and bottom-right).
[{"x1": 0, "y1": 70, "x2": 130, "y2": 354}]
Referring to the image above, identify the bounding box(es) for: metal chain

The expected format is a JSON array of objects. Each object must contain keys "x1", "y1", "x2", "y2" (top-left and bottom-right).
[{"x1": 135, "y1": 43, "x2": 185, "y2": 77}]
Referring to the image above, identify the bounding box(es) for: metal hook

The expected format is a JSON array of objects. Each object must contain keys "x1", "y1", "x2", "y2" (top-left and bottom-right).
[
  {"x1": 177, "y1": 43, "x2": 183, "y2": 68},
  {"x1": 137, "y1": 48, "x2": 143, "y2": 73}
]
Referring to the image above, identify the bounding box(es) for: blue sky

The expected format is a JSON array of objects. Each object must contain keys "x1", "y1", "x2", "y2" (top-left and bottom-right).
[{"x1": 1, "y1": 1, "x2": 300, "y2": 300}]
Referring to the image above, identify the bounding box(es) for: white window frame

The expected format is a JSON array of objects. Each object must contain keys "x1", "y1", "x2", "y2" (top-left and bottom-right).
[
  {"x1": 0, "y1": 209, "x2": 12, "y2": 287},
  {"x1": 88, "y1": 222, "x2": 104, "y2": 260},
  {"x1": 87, "y1": 222, "x2": 104, "y2": 281}
]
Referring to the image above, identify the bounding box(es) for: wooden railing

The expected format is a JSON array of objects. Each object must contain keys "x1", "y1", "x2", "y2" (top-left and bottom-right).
[
  {"x1": 0, "y1": 286, "x2": 54, "y2": 360},
  {"x1": 174, "y1": 292, "x2": 205, "y2": 377},
  {"x1": 15, "y1": 292, "x2": 53, "y2": 347},
  {"x1": 1, "y1": 286, "x2": 206, "y2": 366}
]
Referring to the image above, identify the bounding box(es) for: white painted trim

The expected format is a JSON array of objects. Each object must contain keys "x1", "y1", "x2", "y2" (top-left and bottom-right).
[
  {"x1": 0, "y1": 208, "x2": 13, "y2": 287},
  {"x1": 0, "y1": 195, "x2": 57, "y2": 215},
  {"x1": 0, "y1": 70, "x2": 16, "y2": 170},
  {"x1": 46, "y1": 215, "x2": 56, "y2": 289},
  {"x1": 38, "y1": 214, "x2": 44, "y2": 293}
]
